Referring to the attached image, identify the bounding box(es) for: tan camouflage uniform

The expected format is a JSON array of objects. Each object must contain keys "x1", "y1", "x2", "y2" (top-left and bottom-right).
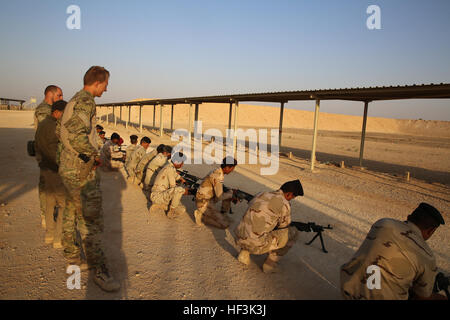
[
  {"x1": 134, "y1": 148, "x2": 157, "y2": 184},
  {"x1": 125, "y1": 144, "x2": 147, "y2": 183},
  {"x1": 150, "y1": 161, "x2": 185, "y2": 217},
  {"x1": 194, "y1": 167, "x2": 233, "y2": 229},
  {"x1": 58, "y1": 90, "x2": 105, "y2": 268},
  {"x1": 143, "y1": 153, "x2": 169, "y2": 189},
  {"x1": 100, "y1": 140, "x2": 124, "y2": 170},
  {"x1": 125, "y1": 144, "x2": 137, "y2": 167},
  {"x1": 95, "y1": 134, "x2": 105, "y2": 152},
  {"x1": 235, "y1": 190, "x2": 298, "y2": 264},
  {"x1": 340, "y1": 218, "x2": 438, "y2": 300},
  {"x1": 34, "y1": 100, "x2": 52, "y2": 227}
]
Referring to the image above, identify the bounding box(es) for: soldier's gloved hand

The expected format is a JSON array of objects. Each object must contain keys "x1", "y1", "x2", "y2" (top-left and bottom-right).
[{"x1": 78, "y1": 153, "x2": 90, "y2": 163}]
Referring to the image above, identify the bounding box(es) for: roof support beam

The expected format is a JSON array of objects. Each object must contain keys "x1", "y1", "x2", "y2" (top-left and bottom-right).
[
  {"x1": 126, "y1": 105, "x2": 131, "y2": 129},
  {"x1": 194, "y1": 103, "x2": 200, "y2": 138},
  {"x1": 233, "y1": 101, "x2": 239, "y2": 156},
  {"x1": 310, "y1": 99, "x2": 320, "y2": 172},
  {"x1": 153, "y1": 105, "x2": 156, "y2": 129},
  {"x1": 359, "y1": 101, "x2": 370, "y2": 167},
  {"x1": 228, "y1": 102, "x2": 233, "y2": 130},
  {"x1": 159, "y1": 105, "x2": 164, "y2": 137},
  {"x1": 113, "y1": 106, "x2": 117, "y2": 127},
  {"x1": 188, "y1": 103, "x2": 193, "y2": 139},
  {"x1": 170, "y1": 104, "x2": 174, "y2": 131},
  {"x1": 279, "y1": 102, "x2": 285, "y2": 148},
  {"x1": 139, "y1": 105, "x2": 143, "y2": 133}
]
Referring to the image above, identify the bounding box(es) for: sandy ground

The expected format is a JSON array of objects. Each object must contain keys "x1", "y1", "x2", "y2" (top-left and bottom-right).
[{"x1": 0, "y1": 110, "x2": 449, "y2": 300}]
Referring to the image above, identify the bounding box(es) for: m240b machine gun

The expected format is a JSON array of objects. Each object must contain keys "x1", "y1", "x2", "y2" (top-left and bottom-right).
[{"x1": 291, "y1": 221, "x2": 333, "y2": 254}]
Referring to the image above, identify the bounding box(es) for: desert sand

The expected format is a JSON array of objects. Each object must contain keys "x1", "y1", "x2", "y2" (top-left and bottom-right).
[{"x1": 0, "y1": 109, "x2": 449, "y2": 300}]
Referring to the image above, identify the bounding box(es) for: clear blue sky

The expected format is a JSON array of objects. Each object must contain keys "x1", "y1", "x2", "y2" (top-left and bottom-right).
[{"x1": 1, "y1": 0, "x2": 449, "y2": 120}]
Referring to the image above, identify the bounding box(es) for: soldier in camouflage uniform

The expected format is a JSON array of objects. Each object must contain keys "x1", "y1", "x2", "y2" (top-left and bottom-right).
[
  {"x1": 100, "y1": 132, "x2": 124, "y2": 170},
  {"x1": 125, "y1": 136, "x2": 151, "y2": 183},
  {"x1": 340, "y1": 203, "x2": 446, "y2": 300},
  {"x1": 124, "y1": 135, "x2": 138, "y2": 166},
  {"x1": 149, "y1": 152, "x2": 188, "y2": 218},
  {"x1": 58, "y1": 66, "x2": 119, "y2": 292},
  {"x1": 194, "y1": 157, "x2": 237, "y2": 229},
  {"x1": 134, "y1": 144, "x2": 160, "y2": 187},
  {"x1": 143, "y1": 144, "x2": 172, "y2": 191},
  {"x1": 34, "y1": 85, "x2": 63, "y2": 229},
  {"x1": 235, "y1": 180, "x2": 304, "y2": 273},
  {"x1": 35, "y1": 100, "x2": 67, "y2": 248}
]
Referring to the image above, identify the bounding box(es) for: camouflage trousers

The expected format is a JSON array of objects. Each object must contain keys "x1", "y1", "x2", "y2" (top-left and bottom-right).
[
  {"x1": 41, "y1": 169, "x2": 66, "y2": 243},
  {"x1": 150, "y1": 186, "x2": 185, "y2": 210},
  {"x1": 237, "y1": 226, "x2": 299, "y2": 256},
  {"x1": 38, "y1": 169, "x2": 46, "y2": 223},
  {"x1": 59, "y1": 151, "x2": 105, "y2": 268},
  {"x1": 195, "y1": 192, "x2": 233, "y2": 229}
]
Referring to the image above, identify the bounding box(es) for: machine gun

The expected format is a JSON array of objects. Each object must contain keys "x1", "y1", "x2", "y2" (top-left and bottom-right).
[
  {"x1": 434, "y1": 272, "x2": 450, "y2": 299},
  {"x1": 291, "y1": 221, "x2": 333, "y2": 254},
  {"x1": 177, "y1": 170, "x2": 202, "y2": 196}
]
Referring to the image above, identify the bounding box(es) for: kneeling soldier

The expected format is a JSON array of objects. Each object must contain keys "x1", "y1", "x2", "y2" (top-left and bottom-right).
[
  {"x1": 234, "y1": 180, "x2": 304, "y2": 273},
  {"x1": 144, "y1": 144, "x2": 172, "y2": 191},
  {"x1": 194, "y1": 157, "x2": 237, "y2": 229},
  {"x1": 150, "y1": 152, "x2": 188, "y2": 218}
]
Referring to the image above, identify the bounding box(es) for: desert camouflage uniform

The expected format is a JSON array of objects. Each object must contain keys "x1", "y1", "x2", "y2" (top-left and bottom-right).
[
  {"x1": 125, "y1": 144, "x2": 137, "y2": 167},
  {"x1": 58, "y1": 90, "x2": 105, "y2": 268},
  {"x1": 235, "y1": 190, "x2": 298, "y2": 256},
  {"x1": 95, "y1": 134, "x2": 105, "y2": 152},
  {"x1": 135, "y1": 149, "x2": 157, "y2": 184},
  {"x1": 125, "y1": 145, "x2": 147, "y2": 182},
  {"x1": 100, "y1": 140, "x2": 124, "y2": 170},
  {"x1": 34, "y1": 100, "x2": 52, "y2": 225},
  {"x1": 340, "y1": 218, "x2": 437, "y2": 300},
  {"x1": 34, "y1": 100, "x2": 52, "y2": 129},
  {"x1": 143, "y1": 153, "x2": 169, "y2": 188},
  {"x1": 195, "y1": 167, "x2": 233, "y2": 229},
  {"x1": 150, "y1": 161, "x2": 185, "y2": 216}
]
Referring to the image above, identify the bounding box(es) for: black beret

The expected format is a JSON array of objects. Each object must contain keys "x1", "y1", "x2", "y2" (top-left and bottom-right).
[
  {"x1": 414, "y1": 202, "x2": 445, "y2": 225},
  {"x1": 51, "y1": 100, "x2": 67, "y2": 112}
]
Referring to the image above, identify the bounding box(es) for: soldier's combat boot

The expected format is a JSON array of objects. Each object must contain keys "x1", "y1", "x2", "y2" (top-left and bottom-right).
[
  {"x1": 194, "y1": 210, "x2": 204, "y2": 226},
  {"x1": 53, "y1": 241, "x2": 63, "y2": 249},
  {"x1": 166, "y1": 207, "x2": 177, "y2": 219},
  {"x1": 93, "y1": 264, "x2": 120, "y2": 292},
  {"x1": 237, "y1": 249, "x2": 250, "y2": 266},
  {"x1": 262, "y1": 253, "x2": 281, "y2": 274},
  {"x1": 66, "y1": 257, "x2": 89, "y2": 272},
  {"x1": 44, "y1": 233, "x2": 53, "y2": 244}
]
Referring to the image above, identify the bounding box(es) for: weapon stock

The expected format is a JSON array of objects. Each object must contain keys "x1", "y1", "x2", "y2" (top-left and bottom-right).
[{"x1": 434, "y1": 272, "x2": 450, "y2": 299}]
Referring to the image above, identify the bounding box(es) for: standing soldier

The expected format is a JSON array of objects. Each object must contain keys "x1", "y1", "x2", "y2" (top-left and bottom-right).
[
  {"x1": 35, "y1": 100, "x2": 67, "y2": 248},
  {"x1": 125, "y1": 135, "x2": 138, "y2": 167},
  {"x1": 340, "y1": 203, "x2": 447, "y2": 300},
  {"x1": 194, "y1": 157, "x2": 237, "y2": 229},
  {"x1": 125, "y1": 136, "x2": 151, "y2": 183},
  {"x1": 143, "y1": 144, "x2": 172, "y2": 191},
  {"x1": 58, "y1": 66, "x2": 120, "y2": 292},
  {"x1": 34, "y1": 85, "x2": 63, "y2": 229},
  {"x1": 235, "y1": 180, "x2": 304, "y2": 273},
  {"x1": 150, "y1": 152, "x2": 189, "y2": 218}
]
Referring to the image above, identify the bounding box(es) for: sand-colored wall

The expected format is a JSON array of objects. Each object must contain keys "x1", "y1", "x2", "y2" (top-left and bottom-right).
[{"x1": 97, "y1": 102, "x2": 450, "y2": 138}]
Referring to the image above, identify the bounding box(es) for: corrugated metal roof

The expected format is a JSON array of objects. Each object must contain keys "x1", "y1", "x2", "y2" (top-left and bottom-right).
[{"x1": 97, "y1": 83, "x2": 450, "y2": 106}]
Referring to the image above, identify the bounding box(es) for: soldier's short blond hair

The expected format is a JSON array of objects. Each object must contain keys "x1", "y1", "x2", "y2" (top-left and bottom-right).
[{"x1": 84, "y1": 66, "x2": 110, "y2": 85}]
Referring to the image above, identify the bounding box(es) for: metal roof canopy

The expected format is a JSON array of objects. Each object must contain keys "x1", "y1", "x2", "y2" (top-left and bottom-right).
[
  {"x1": 0, "y1": 98, "x2": 26, "y2": 110},
  {"x1": 97, "y1": 83, "x2": 450, "y2": 172},
  {"x1": 97, "y1": 83, "x2": 450, "y2": 106}
]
